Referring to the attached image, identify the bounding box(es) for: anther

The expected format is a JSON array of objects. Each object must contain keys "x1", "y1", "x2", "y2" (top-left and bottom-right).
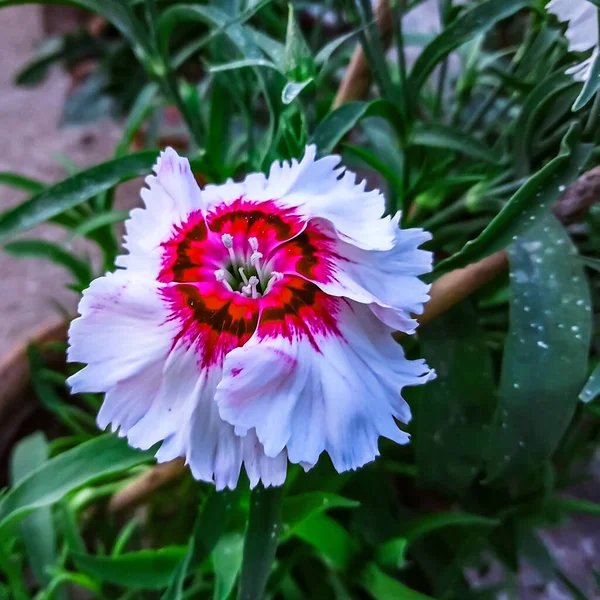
[
  {"x1": 214, "y1": 269, "x2": 234, "y2": 292},
  {"x1": 248, "y1": 276, "x2": 260, "y2": 299},
  {"x1": 264, "y1": 271, "x2": 283, "y2": 295},
  {"x1": 248, "y1": 237, "x2": 259, "y2": 252},
  {"x1": 221, "y1": 233, "x2": 237, "y2": 268}
]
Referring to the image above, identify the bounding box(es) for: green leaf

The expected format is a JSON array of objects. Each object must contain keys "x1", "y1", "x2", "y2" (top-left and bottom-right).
[
  {"x1": 282, "y1": 492, "x2": 359, "y2": 537},
  {"x1": 361, "y1": 563, "x2": 435, "y2": 600},
  {"x1": 484, "y1": 214, "x2": 592, "y2": 482},
  {"x1": 0, "y1": 151, "x2": 157, "y2": 243},
  {"x1": 408, "y1": 0, "x2": 529, "y2": 95},
  {"x1": 72, "y1": 547, "x2": 185, "y2": 590},
  {"x1": 413, "y1": 302, "x2": 496, "y2": 495},
  {"x1": 162, "y1": 488, "x2": 242, "y2": 600},
  {"x1": 399, "y1": 512, "x2": 499, "y2": 543},
  {"x1": 292, "y1": 514, "x2": 358, "y2": 571},
  {"x1": 376, "y1": 538, "x2": 407, "y2": 571},
  {"x1": 70, "y1": 210, "x2": 130, "y2": 239},
  {"x1": 283, "y1": 4, "x2": 314, "y2": 79},
  {"x1": 412, "y1": 123, "x2": 502, "y2": 164},
  {"x1": 213, "y1": 533, "x2": 244, "y2": 600},
  {"x1": 114, "y1": 83, "x2": 159, "y2": 158},
  {"x1": 10, "y1": 433, "x2": 59, "y2": 591},
  {"x1": 0, "y1": 172, "x2": 45, "y2": 194},
  {"x1": 580, "y1": 363, "x2": 600, "y2": 403},
  {"x1": 315, "y1": 28, "x2": 363, "y2": 66},
  {"x1": 0, "y1": 434, "x2": 153, "y2": 532},
  {"x1": 310, "y1": 100, "x2": 403, "y2": 154},
  {"x1": 432, "y1": 127, "x2": 592, "y2": 278},
  {"x1": 4, "y1": 239, "x2": 93, "y2": 285},
  {"x1": 513, "y1": 73, "x2": 576, "y2": 175},
  {"x1": 209, "y1": 58, "x2": 280, "y2": 74},
  {"x1": 281, "y1": 79, "x2": 314, "y2": 105},
  {"x1": 546, "y1": 496, "x2": 600, "y2": 517},
  {"x1": 238, "y1": 485, "x2": 283, "y2": 600},
  {"x1": 573, "y1": 51, "x2": 600, "y2": 111}
]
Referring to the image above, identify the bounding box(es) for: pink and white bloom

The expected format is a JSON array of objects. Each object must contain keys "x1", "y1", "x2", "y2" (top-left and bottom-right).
[
  {"x1": 67, "y1": 146, "x2": 434, "y2": 490},
  {"x1": 547, "y1": 0, "x2": 599, "y2": 82}
]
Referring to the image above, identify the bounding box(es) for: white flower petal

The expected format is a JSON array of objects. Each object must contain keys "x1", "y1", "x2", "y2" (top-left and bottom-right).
[
  {"x1": 251, "y1": 145, "x2": 398, "y2": 251},
  {"x1": 67, "y1": 270, "x2": 285, "y2": 490},
  {"x1": 547, "y1": 0, "x2": 599, "y2": 81},
  {"x1": 117, "y1": 148, "x2": 203, "y2": 277},
  {"x1": 216, "y1": 300, "x2": 434, "y2": 473}
]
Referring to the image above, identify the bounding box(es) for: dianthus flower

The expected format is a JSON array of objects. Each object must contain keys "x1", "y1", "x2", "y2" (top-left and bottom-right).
[{"x1": 67, "y1": 146, "x2": 434, "y2": 489}]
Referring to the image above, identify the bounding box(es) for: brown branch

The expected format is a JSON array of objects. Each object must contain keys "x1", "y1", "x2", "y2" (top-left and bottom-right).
[
  {"x1": 109, "y1": 458, "x2": 186, "y2": 513},
  {"x1": 333, "y1": 0, "x2": 393, "y2": 108}
]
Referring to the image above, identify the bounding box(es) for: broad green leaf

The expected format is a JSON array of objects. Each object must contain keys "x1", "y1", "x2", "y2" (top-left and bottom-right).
[
  {"x1": 10, "y1": 433, "x2": 59, "y2": 591},
  {"x1": 282, "y1": 492, "x2": 359, "y2": 537},
  {"x1": 432, "y1": 127, "x2": 592, "y2": 278},
  {"x1": 573, "y1": 51, "x2": 600, "y2": 111},
  {"x1": 0, "y1": 151, "x2": 157, "y2": 243},
  {"x1": 0, "y1": 434, "x2": 153, "y2": 532},
  {"x1": 413, "y1": 302, "x2": 496, "y2": 495},
  {"x1": 399, "y1": 512, "x2": 499, "y2": 543},
  {"x1": 238, "y1": 485, "x2": 283, "y2": 600},
  {"x1": 213, "y1": 533, "x2": 244, "y2": 600},
  {"x1": 412, "y1": 123, "x2": 502, "y2": 164},
  {"x1": 0, "y1": 172, "x2": 44, "y2": 194},
  {"x1": 580, "y1": 364, "x2": 600, "y2": 403},
  {"x1": 408, "y1": 0, "x2": 529, "y2": 95},
  {"x1": 484, "y1": 214, "x2": 592, "y2": 482},
  {"x1": 281, "y1": 79, "x2": 314, "y2": 105},
  {"x1": 361, "y1": 563, "x2": 435, "y2": 600},
  {"x1": 4, "y1": 239, "x2": 93, "y2": 285},
  {"x1": 72, "y1": 547, "x2": 185, "y2": 590},
  {"x1": 293, "y1": 514, "x2": 358, "y2": 571},
  {"x1": 310, "y1": 100, "x2": 403, "y2": 154}
]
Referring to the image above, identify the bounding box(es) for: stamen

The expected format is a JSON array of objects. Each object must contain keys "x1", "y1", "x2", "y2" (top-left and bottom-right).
[
  {"x1": 248, "y1": 276, "x2": 260, "y2": 299},
  {"x1": 221, "y1": 233, "x2": 237, "y2": 268},
  {"x1": 264, "y1": 271, "x2": 283, "y2": 296},
  {"x1": 248, "y1": 237, "x2": 259, "y2": 252},
  {"x1": 251, "y1": 251, "x2": 265, "y2": 284},
  {"x1": 214, "y1": 269, "x2": 234, "y2": 292},
  {"x1": 238, "y1": 267, "x2": 249, "y2": 285}
]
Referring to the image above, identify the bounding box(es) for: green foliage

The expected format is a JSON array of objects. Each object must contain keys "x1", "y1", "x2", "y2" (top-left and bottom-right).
[{"x1": 0, "y1": 0, "x2": 600, "y2": 598}]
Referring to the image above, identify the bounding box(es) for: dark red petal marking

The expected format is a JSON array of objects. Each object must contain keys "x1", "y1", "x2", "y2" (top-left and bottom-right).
[
  {"x1": 159, "y1": 211, "x2": 225, "y2": 284},
  {"x1": 207, "y1": 198, "x2": 304, "y2": 255},
  {"x1": 163, "y1": 282, "x2": 259, "y2": 368},
  {"x1": 257, "y1": 276, "x2": 342, "y2": 351},
  {"x1": 273, "y1": 220, "x2": 344, "y2": 284}
]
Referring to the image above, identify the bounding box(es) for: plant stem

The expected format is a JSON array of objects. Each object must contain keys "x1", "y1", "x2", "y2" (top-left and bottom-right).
[{"x1": 434, "y1": 0, "x2": 452, "y2": 119}]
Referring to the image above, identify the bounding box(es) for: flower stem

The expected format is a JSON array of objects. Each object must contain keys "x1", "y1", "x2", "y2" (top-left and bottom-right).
[{"x1": 238, "y1": 484, "x2": 284, "y2": 600}]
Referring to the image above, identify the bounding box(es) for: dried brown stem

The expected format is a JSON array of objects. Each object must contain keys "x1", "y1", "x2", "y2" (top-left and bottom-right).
[{"x1": 333, "y1": 0, "x2": 393, "y2": 108}]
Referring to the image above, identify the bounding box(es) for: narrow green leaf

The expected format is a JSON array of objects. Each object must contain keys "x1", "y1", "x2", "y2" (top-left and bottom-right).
[
  {"x1": 310, "y1": 99, "x2": 403, "y2": 154},
  {"x1": 4, "y1": 239, "x2": 93, "y2": 285},
  {"x1": 162, "y1": 488, "x2": 242, "y2": 600},
  {"x1": 70, "y1": 210, "x2": 130, "y2": 239},
  {"x1": 0, "y1": 151, "x2": 157, "y2": 243},
  {"x1": 281, "y1": 79, "x2": 314, "y2": 105},
  {"x1": 408, "y1": 0, "x2": 529, "y2": 95},
  {"x1": 0, "y1": 435, "x2": 153, "y2": 532},
  {"x1": 412, "y1": 123, "x2": 502, "y2": 164},
  {"x1": 283, "y1": 4, "x2": 314, "y2": 79},
  {"x1": 0, "y1": 172, "x2": 45, "y2": 194},
  {"x1": 238, "y1": 485, "x2": 283, "y2": 600},
  {"x1": 361, "y1": 563, "x2": 435, "y2": 600},
  {"x1": 209, "y1": 58, "x2": 280, "y2": 74},
  {"x1": 399, "y1": 512, "x2": 499, "y2": 543},
  {"x1": 573, "y1": 51, "x2": 600, "y2": 111},
  {"x1": 376, "y1": 538, "x2": 407, "y2": 571},
  {"x1": 414, "y1": 302, "x2": 496, "y2": 495},
  {"x1": 282, "y1": 492, "x2": 359, "y2": 537},
  {"x1": 484, "y1": 214, "x2": 592, "y2": 482},
  {"x1": 72, "y1": 547, "x2": 185, "y2": 590},
  {"x1": 315, "y1": 28, "x2": 364, "y2": 66},
  {"x1": 213, "y1": 533, "x2": 244, "y2": 600},
  {"x1": 432, "y1": 127, "x2": 592, "y2": 278},
  {"x1": 10, "y1": 433, "x2": 59, "y2": 591},
  {"x1": 115, "y1": 83, "x2": 159, "y2": 158},
  {"x1": 547, "y1": 497, "x2": 600, "y2": 517},
  {"x1": 580, "y1": 363, "x2": 600, "y2": 403}
]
